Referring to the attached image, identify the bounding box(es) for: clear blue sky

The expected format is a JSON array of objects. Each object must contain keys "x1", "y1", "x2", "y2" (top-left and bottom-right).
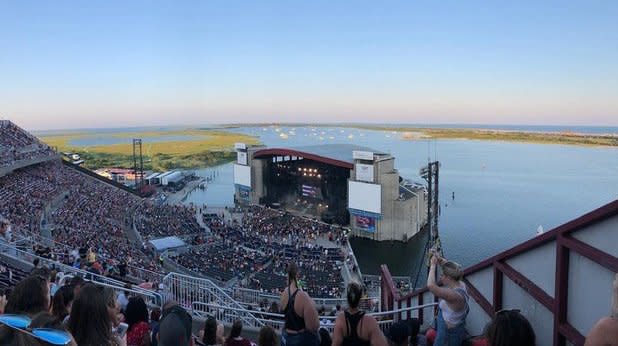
[{"x1": 1, "y1": 1, "x2": 617, "y2": 130}]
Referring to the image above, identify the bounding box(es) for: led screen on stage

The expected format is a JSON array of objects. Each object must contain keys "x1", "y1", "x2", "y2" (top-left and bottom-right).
[
  {"x1": 348, "y1": 181, "x2": 381, "y2": 214},
  {"x1": 301, "y1": 184, "x2": 322, "y2": 199},
  {"x1": 234, "y1": 164, "x2": 251, "y2": 188}
]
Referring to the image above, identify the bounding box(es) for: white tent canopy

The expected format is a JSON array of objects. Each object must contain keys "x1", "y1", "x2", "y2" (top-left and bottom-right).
[{"x1": 148, "y1": 236, "x2": 186, "y2": 252}]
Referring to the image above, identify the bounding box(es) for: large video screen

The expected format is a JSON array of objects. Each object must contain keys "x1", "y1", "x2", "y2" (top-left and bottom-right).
[
  {"x1": 301, "y1": 184, "x2": 320, "y2": 198},
  {"x1": 234, "y1": 164, "x2": 251, "y2": 188},
  {"x1": 348, "y1": 181, "x2": 381, "y2": 214}
]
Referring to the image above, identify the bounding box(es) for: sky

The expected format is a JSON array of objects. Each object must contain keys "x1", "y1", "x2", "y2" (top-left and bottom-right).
[{"x1": 1, "y1": 1, "x2": 617, "y2": 130}]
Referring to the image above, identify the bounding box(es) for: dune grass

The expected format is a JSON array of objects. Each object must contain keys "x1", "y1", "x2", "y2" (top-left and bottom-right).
[{"x1": 41, "y1": 129, "x2": 260, "y2": 171}]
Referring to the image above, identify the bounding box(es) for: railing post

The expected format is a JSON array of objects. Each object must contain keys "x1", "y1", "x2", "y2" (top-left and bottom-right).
[
  {"x1": 554, "y1": 235, "x2": 570, "y2": 346},
  {"x1": 493, "y1": 262, "x2": 503, "y2": 314}
]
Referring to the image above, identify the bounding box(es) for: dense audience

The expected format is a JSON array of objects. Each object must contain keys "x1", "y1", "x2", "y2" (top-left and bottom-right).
[{"x1": 0, "y1": 121, "x2": 56, "y2": 168}]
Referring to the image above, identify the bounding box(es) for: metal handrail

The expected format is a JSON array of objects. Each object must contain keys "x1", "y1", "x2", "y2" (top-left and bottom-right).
[
  {"x1": 190, "y1": 301, "x2": 438, "y2": 333},
  {"x1": 0, "y1": 243, "x2": 163, "y2": 306}
]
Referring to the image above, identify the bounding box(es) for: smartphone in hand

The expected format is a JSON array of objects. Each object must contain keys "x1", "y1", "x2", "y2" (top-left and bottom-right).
[{"x1": 114, "y1": 322, "x2": 129, "y2": 337}]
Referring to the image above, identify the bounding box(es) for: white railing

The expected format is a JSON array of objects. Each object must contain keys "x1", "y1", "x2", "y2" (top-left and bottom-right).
[
  {"x1": 0, "y1": 244, "x2": 163, "y2": 307},
  {"x1": 163, "y1": 272, "x2": 264, "y2": 327},
  {"x1": 190, "y1": 301, "x2": 438, "y2": 334},
  {"x1": 230, "y1": 286, "x2": 379, "y2": 311}
]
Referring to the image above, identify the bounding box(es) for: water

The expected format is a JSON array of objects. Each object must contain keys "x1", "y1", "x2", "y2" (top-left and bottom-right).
[{"x1": 182, "y1": 126, "x2": 618, "y2": 276}]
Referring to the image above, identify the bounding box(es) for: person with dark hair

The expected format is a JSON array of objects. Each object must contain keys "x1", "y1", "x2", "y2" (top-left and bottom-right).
[
  {"x1": 225, "y1": 320, "x2": 252, "y2": 346},
  {"x1": 4, "y1": 275, "x2": 50, "y2": 316},
  {"x1": 280, "y1": 262, "x2": 320, "y2": 346},
  {"x1": 332, "y1": 282, "x2": 387, "y2": 346},
  {"x1": 150, "y1": 307, "x2": 161, "y2": 330},
  {"x1": 318, "y1": 328, "x2": 332, "y2": 346},
  {"x1": 585, "y1": 273, "x2": 618, "y2": 346},
  {"x1": 484, "y1": 309, "x2": 535, "y2": 346},
  {"x1": 157, "y1": 302, "x2": 194, "y2": 346},
  {"x1": 407, "y1": 318, "x2": 427, "y2": 346},
  {"x1": 427, "y1": 252, "x2": 469, "y2": 346},
  {"x1": 259, "y1": 325, "x2": 278, "y2": 346},
  {"x1": 52, "y1": 285, "x2": 75, "y2": 323},
  {"x1": 68, "y1": 283, "x2": 125, "y2": 346},
  {"x1": 387, "y1": 321, "x2": 410, "y2": 346},
  {"x1": 201, "y1": 316, "x2": 225, "y2": 345},
  {"x1": 69, "y1": 275, "x2": 85, "y2": 296},
  {"x1": 125, "y1": 296, "x2": 151, "y2": 346}
]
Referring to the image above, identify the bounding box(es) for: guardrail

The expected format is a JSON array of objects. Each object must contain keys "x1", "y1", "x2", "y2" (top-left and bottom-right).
[
  {"x1": 0, "y1": 244, "x2": 163, "y2": 307},
  {"x1": 230, "y1": 286, "x2": 379, "y2": 311},
  {"x1": 163, "y1": 272, "x2": 263, "y2": 328},
  {"x1": 190, "y1": 301, "x2": 438, "y2": 334}
]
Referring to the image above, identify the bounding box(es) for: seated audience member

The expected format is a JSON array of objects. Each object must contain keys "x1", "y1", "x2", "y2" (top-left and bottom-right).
[
  {"x1": 259, "y1": 325, "x2": 278, "y2": 346},
  {"x1": 4, "y1": 275, "x2": 50, "y2": 316},
  {"x1": 51, "y1": 285, "x2": 75, "y2": 323},
  {"x1": 484, "y1": 309, "x2": 535, "y2": 346},
  {"x1": 157, "y1": 302, "x2": 194, "y2": 346},
  {"x1": 200, "y1": 316, "x2": 225, "y2": 346},
  {"x1": 387, "y1": 321, "x2": 410, "y2": 346},
  {"x1": 225, "y1": 320, "x2": 253, "y2": 346},
  {"x1": 68, "y1": 283, "x2": 125, "y2": 346},
  {"x1": 585, "y1": 273, "x2": 618, "y2": 346},
  {"x1": 332, "y1": 282, "x2": 388, "y2": 346},
  {"x1": 125, "y1": 297, "x2": 152, "y2": 346}
]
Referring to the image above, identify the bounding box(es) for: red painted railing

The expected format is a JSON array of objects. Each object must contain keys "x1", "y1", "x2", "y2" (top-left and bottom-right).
[{"x1": 381, "y1": 199, "x2": 618, "y2": 346}]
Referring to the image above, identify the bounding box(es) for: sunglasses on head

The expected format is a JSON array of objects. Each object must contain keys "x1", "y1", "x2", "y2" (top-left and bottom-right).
[{"x1": 0, "y1": 314, "x2": 72, "y2": 345}]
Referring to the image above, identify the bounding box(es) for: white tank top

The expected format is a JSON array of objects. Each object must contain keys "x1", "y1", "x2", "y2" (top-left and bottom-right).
[{"x1": 439, "y1": 285, "x2": 469, "y2": 327}]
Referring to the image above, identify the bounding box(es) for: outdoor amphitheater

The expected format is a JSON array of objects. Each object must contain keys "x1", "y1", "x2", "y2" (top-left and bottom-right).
[{"x1": 1, "y1": 120, "x2": 616, "y2": 345}]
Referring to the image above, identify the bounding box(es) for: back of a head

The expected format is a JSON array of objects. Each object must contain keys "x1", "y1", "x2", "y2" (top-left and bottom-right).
[
  {"x1": 68, "y1": 284, "x2": 114, "y2": 345},
  {"x1": 52, "y1": 285, "x2": 75, "y2": 321},
  {"x1": 5, "y1": 276, "x2": 49, "y2": 316},
  {"x1": 287, "y1": 262, "x2": 298, "y2": 285},
  {"x1": 229, "y1": 320, "x2": 243, "y2": 339},
  {"x1": 388, "y1": 321, "x2": 410, "y2": 346},
  {"x1": 485, "y1": 310, "x2": 536, "y2": 346},
  {"x1": 125, "y1": 296, "x2": 149, "y2": 330},
  {"x1": 318, "y1": 327, "x2": 332, "y2": 346},
  {"x1": 0, "y1": 326, "x2": 44, "y2": 346},
  {"x1": 203, "y1": 317, "x2": 218, "y2": 345},
  {"x1": 159, "y1": 304, "x2": 193, "y2": 346},
  {"x1": 346, "y1": 282, "x2": 362, "y2": 309},
  {"x1": 259, "y1": 325, "x2": 278, "y2": 346}
]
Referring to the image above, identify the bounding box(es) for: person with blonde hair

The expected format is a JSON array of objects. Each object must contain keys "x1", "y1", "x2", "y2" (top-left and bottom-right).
[
  {"x1": 585, "y1": 273, "x2": 618, "y2": 345},
  {"x1": 427, "y1": 251, "x2": 469, "y2": 345}
]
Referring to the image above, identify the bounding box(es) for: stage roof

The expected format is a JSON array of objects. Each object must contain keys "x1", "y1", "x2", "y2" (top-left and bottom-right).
[{"x1": 253, "y1": 144, "x2": 387, "y2": 169}]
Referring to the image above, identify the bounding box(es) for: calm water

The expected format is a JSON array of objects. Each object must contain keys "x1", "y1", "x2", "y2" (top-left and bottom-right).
[{"x1": 182, "y1": 126, "x2": 618, "y2": 276}]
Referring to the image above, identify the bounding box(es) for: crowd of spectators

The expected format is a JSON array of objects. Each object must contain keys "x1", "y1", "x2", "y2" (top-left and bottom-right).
[
  {"x1": 171, "y1": 241, "x2": 270, "y2": 284},
  {"x1": 135, "y1": 203, "x2": 203, "y2": 240},
  {"x1": 0, "y1": 120, "x2": 56, "y2": 168}
]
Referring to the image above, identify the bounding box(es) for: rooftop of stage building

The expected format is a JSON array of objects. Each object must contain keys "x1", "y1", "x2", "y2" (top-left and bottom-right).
[{"x1": 253, "y1": 144, "x2": 389, "y2": 169}]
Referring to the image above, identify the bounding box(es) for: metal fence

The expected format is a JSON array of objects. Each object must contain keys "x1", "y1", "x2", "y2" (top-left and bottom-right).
[{"x1": 190, "y1": 301, "x2": 438, "y2": 334}]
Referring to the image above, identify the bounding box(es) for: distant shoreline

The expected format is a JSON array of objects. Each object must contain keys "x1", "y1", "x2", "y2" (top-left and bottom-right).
[{"x1": 221, "y1": 123, "x2": 618, "y2": 147}]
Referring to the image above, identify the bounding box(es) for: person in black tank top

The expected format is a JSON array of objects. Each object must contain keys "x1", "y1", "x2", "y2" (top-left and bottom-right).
[
  {"x1": 342, "y1": 310, "x2": 370, "y2": 346},
  {"x1": 333, "y1": 282, "x2": 388, "y2": 346},
  {"x1": 284, "y1": 286, "x2": 306, "y2": 332},
  {"x1": 280, "y1": 263, "x2": 319, "y2": 346}
]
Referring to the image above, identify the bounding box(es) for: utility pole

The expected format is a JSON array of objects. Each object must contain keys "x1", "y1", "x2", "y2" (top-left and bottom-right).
[
  {"x1": 132, "y1": 139, "x2": 144, "y2": 190},
  {"x1": 420, "y1": 161, "x2": 440, "y2": 252}
]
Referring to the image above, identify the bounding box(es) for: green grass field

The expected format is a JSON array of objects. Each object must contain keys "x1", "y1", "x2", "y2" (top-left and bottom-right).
[{"x1": 41, "y1": 129, "x2": 260, "y2": 171}]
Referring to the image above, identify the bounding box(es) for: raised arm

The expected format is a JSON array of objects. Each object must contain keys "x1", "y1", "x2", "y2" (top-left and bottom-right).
[
  {"x1": 426, "y1": 255, "x2": 463, "y2": 306},
  {"x1": 302, "y1": 292, "x2": 320, "y2": 332}
]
